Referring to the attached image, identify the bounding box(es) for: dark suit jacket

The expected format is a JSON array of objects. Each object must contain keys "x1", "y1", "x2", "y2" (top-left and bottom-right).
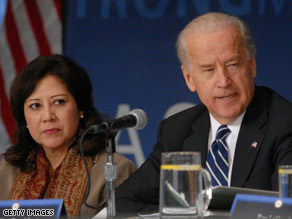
[{"x1": 115, "y1": 86, "x2": 292, "y2": 215}]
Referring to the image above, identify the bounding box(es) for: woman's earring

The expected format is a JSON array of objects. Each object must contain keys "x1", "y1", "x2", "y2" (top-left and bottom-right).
[{"x1": 80, "y1": 112, "x2": 84, "y2": 119}]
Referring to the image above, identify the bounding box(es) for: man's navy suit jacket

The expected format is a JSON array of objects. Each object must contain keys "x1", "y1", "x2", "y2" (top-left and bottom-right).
[{"x1": 115, "y1": 86, "x2": 292, "y2": 214}]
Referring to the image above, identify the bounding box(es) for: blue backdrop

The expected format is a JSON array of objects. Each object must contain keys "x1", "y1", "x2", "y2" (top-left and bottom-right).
[{"x1": 64, "y1": 0, "x2": 292, "y2": 166}]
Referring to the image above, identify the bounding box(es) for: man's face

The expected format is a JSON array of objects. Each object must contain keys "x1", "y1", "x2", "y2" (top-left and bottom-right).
[{"x1": 182, "y1": 25, "x2": 257, "y2": 124}]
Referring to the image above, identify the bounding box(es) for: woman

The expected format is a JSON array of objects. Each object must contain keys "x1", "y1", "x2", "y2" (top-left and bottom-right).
[{"x1": 0, "y1": 54, "x2": 136, "y2": 217}]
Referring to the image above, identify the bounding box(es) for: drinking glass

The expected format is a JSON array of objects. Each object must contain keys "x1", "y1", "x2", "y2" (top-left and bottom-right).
[
  {"x1": 159, "y1": 152, "x2": 212, "y2": 218},
  {"x1": 279, "y1": 165, "x2": 292, "y2": 198}
]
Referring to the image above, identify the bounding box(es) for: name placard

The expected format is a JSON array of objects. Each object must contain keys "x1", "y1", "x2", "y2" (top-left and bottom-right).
[
  {"x1": 0, "y1": 199, "x2": 65, "y2": 219},
  {"x1": 230, "y1": 194, "x2": 292, "y2": 219}
]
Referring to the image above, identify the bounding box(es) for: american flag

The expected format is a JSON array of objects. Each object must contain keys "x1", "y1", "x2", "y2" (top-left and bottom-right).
[
  {"x1": 0, "y1": 0, "x2": 62, "y2": 154},
  {"x1": 251, "y1": 141, "x2": 258, "y2": 148}
]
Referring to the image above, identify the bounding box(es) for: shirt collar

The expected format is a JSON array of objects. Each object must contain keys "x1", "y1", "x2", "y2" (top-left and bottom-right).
[{"x1": 209, "y1": 111, "x2": 246, "y2": 140}]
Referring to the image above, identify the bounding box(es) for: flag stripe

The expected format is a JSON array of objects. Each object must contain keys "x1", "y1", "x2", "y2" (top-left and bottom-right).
[
  {"x1": 0, "y1": 115, "x2": 10, "y2": 152},
  {"x1": 0, "y1": 27, "x2": 16, "y2": 95},
  {"x1": 53, "y1": 0, "x2": 62, "y2": 21},
  {"x1": 0, "y1": 68, "x2": 15, "y2": 141},
  {"x1": 24, "y1": 0, "x2": 51, "y2": 55},
  {"x1": 12, "y1": 0, "x2": 39, "y2": 61},
  {"x1": 36, "y1": 0, "x2": 62, "y2": 54},
  {"x1": 5, "y1": 1, "x2": 27, "y2": 73}
]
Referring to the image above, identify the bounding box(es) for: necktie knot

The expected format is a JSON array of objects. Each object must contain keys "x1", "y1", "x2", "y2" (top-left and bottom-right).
[{"x1": 216, "y1": 125, "x2": 231, "y2": 140}]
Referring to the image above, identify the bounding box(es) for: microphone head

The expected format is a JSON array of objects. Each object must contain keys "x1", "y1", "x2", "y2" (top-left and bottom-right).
[{"x1": 129, "y1": 109, "x2": 148, "y2": 130}]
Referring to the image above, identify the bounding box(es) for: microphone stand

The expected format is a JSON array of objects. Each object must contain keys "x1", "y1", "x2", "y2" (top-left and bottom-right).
[{"x1": 104, "y1": 133, "x2": 117, "y2": 218}]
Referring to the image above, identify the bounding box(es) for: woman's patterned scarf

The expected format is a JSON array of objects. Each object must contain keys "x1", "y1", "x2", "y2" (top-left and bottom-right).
[{"x1": 8, "y1": 146, "x2": 93, "y2": 217}]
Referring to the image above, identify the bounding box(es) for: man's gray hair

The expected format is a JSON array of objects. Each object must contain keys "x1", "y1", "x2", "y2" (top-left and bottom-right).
[{"x1": 176, "y1": 12, "x2": 256, "y2": 68}]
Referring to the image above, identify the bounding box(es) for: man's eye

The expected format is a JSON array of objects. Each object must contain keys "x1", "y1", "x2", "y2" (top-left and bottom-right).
[
  {"x1": 228, "y1": 63, "x2": 239, "y2": 69},
  {"x1": 203, "y1": 68, "x2": 214, "y2": 73}
]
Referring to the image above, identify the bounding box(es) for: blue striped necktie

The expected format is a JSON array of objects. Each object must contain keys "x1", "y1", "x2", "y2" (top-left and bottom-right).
[{"x1": 206, "y1": 125, "x2": 231, "y2": 186}]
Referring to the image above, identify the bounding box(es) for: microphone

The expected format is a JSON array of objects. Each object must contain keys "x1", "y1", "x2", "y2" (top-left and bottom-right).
[{"x1": 87, "y1": 109, "x2": 148, "y2": 134}]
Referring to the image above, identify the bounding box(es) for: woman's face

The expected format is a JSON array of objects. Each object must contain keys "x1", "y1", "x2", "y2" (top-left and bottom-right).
[{"x1": 24, "y1": 75, "x2": 81, "y2": 152}]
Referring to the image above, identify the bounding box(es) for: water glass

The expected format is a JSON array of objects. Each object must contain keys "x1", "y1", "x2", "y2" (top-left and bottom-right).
[
  {"x1": 279, "y1": 165, "x2": 292, "y2": 198},
  {"x1": 159, "y1": 152, "x2": 212, "y2": 218}
]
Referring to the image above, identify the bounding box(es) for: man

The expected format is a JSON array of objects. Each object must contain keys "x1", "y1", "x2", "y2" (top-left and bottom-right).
[{"x1": 115, "y1": 12, "x2": 292, "y2": 216}]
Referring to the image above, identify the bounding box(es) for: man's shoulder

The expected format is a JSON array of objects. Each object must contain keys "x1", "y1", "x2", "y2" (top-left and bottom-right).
[
  {"x1": 256, "y1": 86, "x2": 292, "y2": 111},
  {"x1": 248, "y1": 86, "x2": 292, "y2": 127},
  {"x1": 165, "y1": 103, "x2": 206, "y2": 119},
  {"x1": 161, "y1": 103, "x2": 207, "y2": 129}
]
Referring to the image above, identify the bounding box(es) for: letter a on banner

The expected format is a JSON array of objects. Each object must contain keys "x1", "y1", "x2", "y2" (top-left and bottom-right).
[{"x1": 114, "y1": 104, "x2": 145, "y2": 166}]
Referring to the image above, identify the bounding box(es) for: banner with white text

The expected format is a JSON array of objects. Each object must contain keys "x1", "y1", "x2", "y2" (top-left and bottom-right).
[{"x1": 64, "y1": 0, "x2": 292, "y2": 166}]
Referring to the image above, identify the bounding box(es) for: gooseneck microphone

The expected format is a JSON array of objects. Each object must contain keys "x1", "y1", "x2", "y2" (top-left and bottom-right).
[
  {"x1": 80, "y1": 109, "x2": 147, "y2": 217},
  {"x1": 87, "y1": 108, "x2": 148, "y2": 134}
]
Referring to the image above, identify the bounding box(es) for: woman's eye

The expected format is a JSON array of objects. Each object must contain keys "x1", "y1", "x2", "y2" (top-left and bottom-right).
[
  {"x1": 54, "y1": 99, "x2": 65, "y2": 105},
  {"x1": 29, "y1": 103, "x2": 40, "y2": 109}
]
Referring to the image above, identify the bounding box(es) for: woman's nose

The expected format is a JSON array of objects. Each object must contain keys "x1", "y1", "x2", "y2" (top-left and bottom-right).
[{"x1": 43, "y1": 106, "x2": 55, "y2": 122}]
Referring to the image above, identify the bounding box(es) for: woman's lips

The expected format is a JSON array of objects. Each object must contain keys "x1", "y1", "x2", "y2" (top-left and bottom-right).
[{"x1": 44, "y1": 128, "x2": 60, "y2": 134}]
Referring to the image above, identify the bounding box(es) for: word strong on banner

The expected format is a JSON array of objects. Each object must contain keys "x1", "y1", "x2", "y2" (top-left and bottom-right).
[{"x1": 115, "y1": 104, "x2": 145, "y2": 167}]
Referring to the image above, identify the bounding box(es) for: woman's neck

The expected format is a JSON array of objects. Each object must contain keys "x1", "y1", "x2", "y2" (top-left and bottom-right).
[{"x1": 43, "y1": 146, "x2": 70, "y2": 170}]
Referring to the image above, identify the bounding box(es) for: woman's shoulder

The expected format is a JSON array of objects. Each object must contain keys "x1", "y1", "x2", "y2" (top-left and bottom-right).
[
  {"x1": 92, "y1": 151, "x2": 136, "y2": 170},
  {"x1": 0, "y1": 159, "x2": 19, "y2": 182},
  {"x1": 0, "y1": 159, "x2": 18, "y2": 173},
  {"x1": 114, "y1": 152, "x2": 136, "y2": 166},
  {"x1": 0, "y1": 159, "x2": 19, "y2": 200},
  {"x1": 91, "y1": 151, "x2": 136, "y2": 182},
  {"x1": 114, "y1": 153, "x2": 137, "y2": 173}
]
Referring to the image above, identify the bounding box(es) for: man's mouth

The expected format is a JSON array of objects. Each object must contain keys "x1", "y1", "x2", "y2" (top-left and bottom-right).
[{"x1": 219, "y1": 94, "x2": 236, "y2": 100}]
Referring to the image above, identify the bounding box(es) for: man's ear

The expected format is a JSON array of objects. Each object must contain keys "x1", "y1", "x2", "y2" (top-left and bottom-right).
[{"x1": 181, "y1": 65, "x2": 196, "y2": 92}]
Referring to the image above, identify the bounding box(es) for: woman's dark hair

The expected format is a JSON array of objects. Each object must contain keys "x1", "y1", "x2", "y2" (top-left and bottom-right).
[{"x1": 4, "y1": 54, "x2": 106, "y2": 172}]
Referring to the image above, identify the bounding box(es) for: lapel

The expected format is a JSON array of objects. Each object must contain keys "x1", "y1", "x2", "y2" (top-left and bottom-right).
[
  {"x1": 183, "y1": 110, "x2": 210, "y2": 167},
  {"x1": 231, "y1": 87, "x2": 267, "y2": 187}
]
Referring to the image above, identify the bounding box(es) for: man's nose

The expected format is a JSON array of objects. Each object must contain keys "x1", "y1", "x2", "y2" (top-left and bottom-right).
[{"x1": 216, "y1": 67, "x2": 231, "y2": 87}]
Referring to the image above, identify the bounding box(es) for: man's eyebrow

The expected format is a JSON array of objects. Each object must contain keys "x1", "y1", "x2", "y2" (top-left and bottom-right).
[
  {"x1": 226, "y1": 55, "x2": 241, "y2": 62},
  {"x1": 198, "y1": 55, "x2": 242, "y2": 69},
  {"x1": 199, "y1": 64, "x2": 214, "y2": 69}
]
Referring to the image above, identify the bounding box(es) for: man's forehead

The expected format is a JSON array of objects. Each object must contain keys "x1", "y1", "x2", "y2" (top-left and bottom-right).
[
  {"x1": 186, "y1": 28, "x2": 245, "y2": 56},
  {"x1": 189, "y1": 24, "x2": 242, "y2": 41}
]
